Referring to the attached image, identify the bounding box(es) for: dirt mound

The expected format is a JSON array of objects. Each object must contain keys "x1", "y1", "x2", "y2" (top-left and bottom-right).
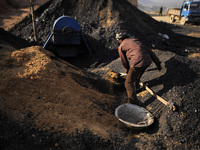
[
  {"x1": 0, "y1": 40, "x2": 125, "y2": 149},
  {"x1": 0, "y1": 45, "x2": 118, "y2": 134},
  {"x1": 9, "y1": 0, "x2": 200, "y2": 60},
  {"x1": 9, "y1": 0, "x2": 176, "y2": 62}
]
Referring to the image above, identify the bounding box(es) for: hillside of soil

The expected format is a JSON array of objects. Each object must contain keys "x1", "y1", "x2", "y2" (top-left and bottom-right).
[{"x1": 0, "y1": 0, "x2": 200, "y2": 149}]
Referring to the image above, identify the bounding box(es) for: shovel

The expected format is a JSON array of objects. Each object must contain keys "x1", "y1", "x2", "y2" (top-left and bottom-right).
[
  {"x1": 139, "y1": 82, "x2": 176, "y2": 111},
  {"x1": 119, "y1": 73, "x2": 176, "y2": 111}
]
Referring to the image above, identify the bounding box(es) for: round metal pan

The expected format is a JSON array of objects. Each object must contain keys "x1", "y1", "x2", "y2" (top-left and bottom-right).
[{"x1": 115, "y1": 103, "x2": 154, "y2": 129}]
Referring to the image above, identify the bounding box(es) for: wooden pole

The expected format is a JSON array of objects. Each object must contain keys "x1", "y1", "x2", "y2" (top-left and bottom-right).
[
  {"x1": 139, "y1": 82, "x2": 176, "y2": 111},
  {"x1": 29, "y1": 0, "x2": 38, "y2": 43}
]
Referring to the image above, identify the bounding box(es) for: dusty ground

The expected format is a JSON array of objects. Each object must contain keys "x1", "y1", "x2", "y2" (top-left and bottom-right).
[
  {"x1": 0, "y1": 0, "x2": 200, "y2": 150},
  {"x1": 0, "y1": 0, "x2": 48, "y2": 30},
  {"x1": 148, "y1": 13, "x2": 200, "y2": 60},
  {"x1": 150, "y1": 13, "x2": 200, "y2": 37}
]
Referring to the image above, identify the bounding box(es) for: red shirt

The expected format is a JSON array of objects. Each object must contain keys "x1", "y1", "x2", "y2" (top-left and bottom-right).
[{"x1": 118, "y1": 38, "x2": 160, "y2": 73}]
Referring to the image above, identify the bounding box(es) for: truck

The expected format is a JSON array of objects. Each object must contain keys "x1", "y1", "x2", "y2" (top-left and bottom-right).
[{"x1": 167, "y1": 0, "x2": 200, "y2": 25}]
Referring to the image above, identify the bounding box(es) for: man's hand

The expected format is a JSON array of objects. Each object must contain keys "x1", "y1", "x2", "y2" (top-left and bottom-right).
[{"x1": 119, "y1": 73, "x2": 127, "y2": 77}]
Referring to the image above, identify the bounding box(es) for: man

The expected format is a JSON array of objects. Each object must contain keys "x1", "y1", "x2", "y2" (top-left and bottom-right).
[
  {"x1": 116, "y1": 32, "x2": 162, "y2": 106},
  {"x1": 159, "y1": 6, "x2": 163, "y2": 16}
]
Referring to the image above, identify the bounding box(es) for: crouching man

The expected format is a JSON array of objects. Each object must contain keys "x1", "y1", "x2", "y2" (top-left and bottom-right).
[{"x1": 116, "y1": 32, "x2": 162, "y2": 106}]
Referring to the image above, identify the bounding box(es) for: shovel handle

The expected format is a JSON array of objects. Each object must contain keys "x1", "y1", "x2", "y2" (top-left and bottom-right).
[{"x1": 140, "y1": 82, "x2": 176, "y2": 111}]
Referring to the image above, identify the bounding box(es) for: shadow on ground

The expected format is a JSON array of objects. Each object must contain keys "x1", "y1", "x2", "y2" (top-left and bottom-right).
[{"x1": 144, "y1": 56, "x2": 198, "y2": 107}]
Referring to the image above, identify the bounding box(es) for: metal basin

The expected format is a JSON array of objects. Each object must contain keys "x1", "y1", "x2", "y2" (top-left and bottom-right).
[{"x1": 115, "y1": 103, "x2": 154, "y2": 129}]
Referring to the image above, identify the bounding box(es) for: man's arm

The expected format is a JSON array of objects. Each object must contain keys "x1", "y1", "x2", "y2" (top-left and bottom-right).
[{"x1": 118, "y1": 47, "x2": 130, "y2": 73}]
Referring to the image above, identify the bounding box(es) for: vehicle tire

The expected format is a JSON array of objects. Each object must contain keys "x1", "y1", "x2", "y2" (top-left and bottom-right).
[
  {"x1": 181, "y1": 17, "x2": 186, "y2": 25},
  {"x1": 170, "y1": 15, "x2": 175, "y2": 22}
]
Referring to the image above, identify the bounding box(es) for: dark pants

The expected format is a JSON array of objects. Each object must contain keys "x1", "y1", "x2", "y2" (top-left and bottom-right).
[{"x1": 125, "y1": 66, "x2": 149, "y2": 102}]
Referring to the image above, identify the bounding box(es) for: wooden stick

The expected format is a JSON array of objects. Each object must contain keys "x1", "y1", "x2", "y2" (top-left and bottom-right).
[
  {"x1": 139, "y1": 82, "x2": 176, "y2": 111},
  {"x1": 29, "y1": 0, "x2": 38, "y2": 43}
]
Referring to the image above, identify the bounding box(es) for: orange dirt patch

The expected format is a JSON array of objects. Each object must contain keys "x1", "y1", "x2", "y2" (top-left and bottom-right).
[
  {"x1": 187, "y1": 32, "x2": 200, "y2": 38},
  {"x1": 188, "y1": 53, "x2": 200, "y2": 59}
]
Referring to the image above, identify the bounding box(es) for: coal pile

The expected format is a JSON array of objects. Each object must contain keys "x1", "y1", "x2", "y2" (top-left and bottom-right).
[
  {"x1": 9, "y1": 0, "x2": 178, "y2": 63},
  {"x1": 9, "y1": 0, "x2": 200, "y2": 64}
]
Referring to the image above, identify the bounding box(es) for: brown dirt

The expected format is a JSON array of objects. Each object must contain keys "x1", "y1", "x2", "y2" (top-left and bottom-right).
[
  {"x1": 0, "y1": 0, "x2": 200, "y2": 149},
  {"x1": 0, "y1": 45, "x2": 120, "y2": 136},
  {"x1": 0, "y1": 0, "x2": 48, "y2": 30},
  {"x1": 0, "y1": 32, "x2": 124, "y2": 149}
]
